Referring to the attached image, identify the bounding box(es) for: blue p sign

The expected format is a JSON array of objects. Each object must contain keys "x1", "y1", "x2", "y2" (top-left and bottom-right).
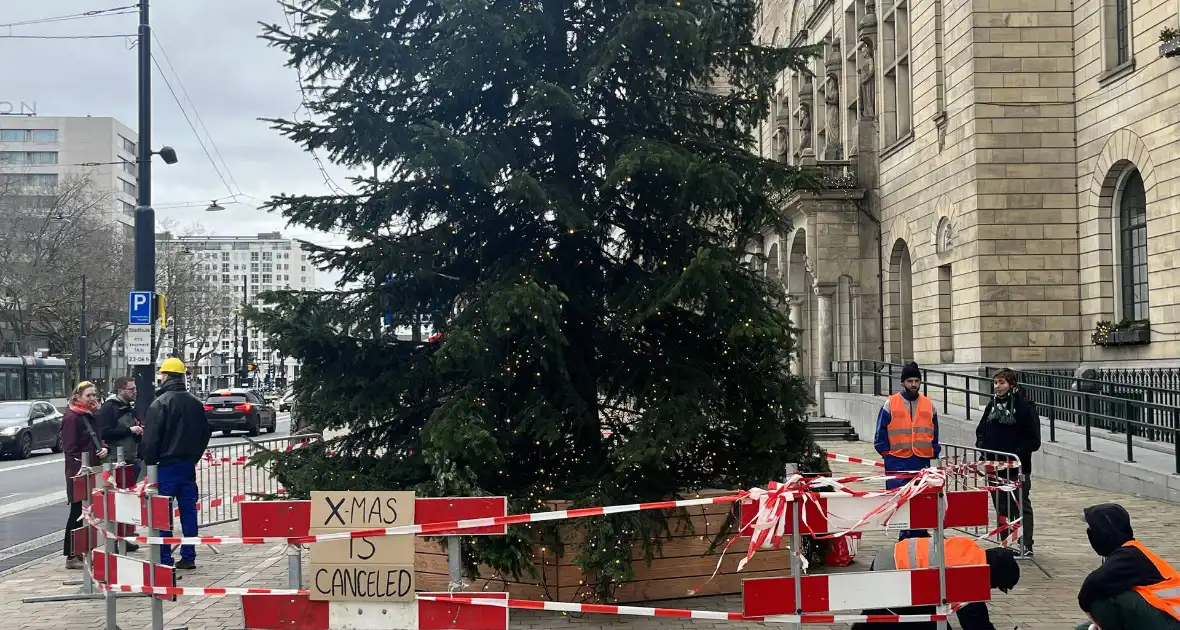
[{"x1": 129, "y1": 291, "x2": 152, "y2": 325}]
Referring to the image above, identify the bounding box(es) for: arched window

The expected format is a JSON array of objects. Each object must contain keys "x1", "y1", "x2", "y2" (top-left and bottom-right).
[{"x1": 1117, "y1": 169, "x2": 1149, "y2": 321}]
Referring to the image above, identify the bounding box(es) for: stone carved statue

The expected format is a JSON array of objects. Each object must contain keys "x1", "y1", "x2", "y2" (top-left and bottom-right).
[
  {"x1": 857, "y1": 39, "x2": 876, "y2": 119},
  {"x1": 824, "y1": 74, "x2": 841, "y2": 156},
  {"x1": 797, "y1": 106, "x2": 812, "y2": 155},
  {"x1": 775, "y1": 125, "x2": 790, "y2": 162}
]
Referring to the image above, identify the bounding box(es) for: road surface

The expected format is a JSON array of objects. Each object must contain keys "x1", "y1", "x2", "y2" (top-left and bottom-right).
[{"x1": 0, "y1": 412, "x2": 292, "y2": 574}]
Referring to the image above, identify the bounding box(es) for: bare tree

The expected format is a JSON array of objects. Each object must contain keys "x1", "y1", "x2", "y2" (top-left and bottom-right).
[{"x1": 0, "y1": 176, "x2": 133, "y2": 381}]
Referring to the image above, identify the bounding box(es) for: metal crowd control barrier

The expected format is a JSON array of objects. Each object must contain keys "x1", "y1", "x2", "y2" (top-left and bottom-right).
[
  {"x1": 941, "y1": 443, "x2": 1026, "y2": 557},
  {"x1": 197, "y1": 433, "x2": 323, "y2": 527},
  {"x1": 739, "y1": 458, "x2": 991, "y2": 630}
]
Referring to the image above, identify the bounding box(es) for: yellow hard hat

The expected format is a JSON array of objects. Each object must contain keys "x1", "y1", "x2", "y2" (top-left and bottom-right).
[{"x1": 158, "y1": 357, "x2": 187, "y2": 375}]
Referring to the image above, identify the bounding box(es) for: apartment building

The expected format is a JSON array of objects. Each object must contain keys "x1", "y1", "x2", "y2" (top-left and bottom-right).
[
  {"x1": 157, "y1": 232, "x2": 318, "y2": 393},
  {"x1": 0, "y1": 115, "x2": 140, "y2": 223}
]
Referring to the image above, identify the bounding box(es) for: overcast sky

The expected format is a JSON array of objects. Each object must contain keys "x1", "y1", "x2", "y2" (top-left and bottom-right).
[{"x1": 1, "y1": 1, "x2": 356, "y2": 288}]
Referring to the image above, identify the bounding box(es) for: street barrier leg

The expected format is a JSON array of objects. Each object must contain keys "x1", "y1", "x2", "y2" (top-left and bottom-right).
[
  {"x1": 786, "y1": 463, "x2": 802, "y2": 630},
  {"x1": 932, "y1": 458, "x2": 947, "y2": 630},
  {"x1": 22, "y1": 456, "x2": 120, "y2": 604},
  {"x1": 147, "y1": 465, "x2": 165, "y2": 630},
  {"x1": 82, "y1": 452, "x2": 95, "y2": 595},
  {"x1": 104, "y1": 460, "x2": 118, "y2": 630},
  {"x1": 447, "y1": 536, "x2": 463, "y2": 591},
  {"x1": 287, "y1": 543, "x2": 302, "y2": 589}
]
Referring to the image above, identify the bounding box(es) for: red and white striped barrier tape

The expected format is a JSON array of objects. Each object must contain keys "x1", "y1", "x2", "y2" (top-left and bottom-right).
[
  {"x1": 93, "y1": 493, "x2": 747, "y2": 546},
  {"x1": 825, "y1": 451, "x2": 1021, "y2": 475},
  {"x1": 100, "y1": 584, "x2": 307, "y2": 597},
  {"x1": 826, "y1": 452, "x2": 886, "y2": 468},
  {"x1": 416, "y1": 595, "x2": 950, "y2": 625}
]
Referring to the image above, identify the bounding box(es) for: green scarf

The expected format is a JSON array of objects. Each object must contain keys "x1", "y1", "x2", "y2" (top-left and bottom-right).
[{"x1": 989, "y1": 394, "x2": 1016, "y2": 425}]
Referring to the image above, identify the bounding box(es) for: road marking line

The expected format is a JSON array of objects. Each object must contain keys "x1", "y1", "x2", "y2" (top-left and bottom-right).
[
  {"x1": 0, "y1": 530, "x2": 63, "y2": 563},
  {"x1": 0, "y1": 457, "x2": 64, "y2": 474},
  {"x1": 0, "y1": 491, "x2": 65, "y2": 520}
]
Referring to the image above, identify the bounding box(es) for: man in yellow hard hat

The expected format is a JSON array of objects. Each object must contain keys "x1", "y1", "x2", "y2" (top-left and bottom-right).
[{"x1": 141, "y1": 356, "x2": 210, "y2": 570}]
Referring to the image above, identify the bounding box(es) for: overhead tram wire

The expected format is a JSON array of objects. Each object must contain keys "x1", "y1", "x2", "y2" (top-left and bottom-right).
[
  {"x1": 0, "y1": 34, "x2": 133, "y2": 39},
  {"x1": 0, "y1": 5, "x2": 138, "y2": 29},
  {"x1": 149, "y1": 52, "x2": 237, "y2": 200},
  {"x1": 281, "y1": 6, "x2": 350, "y2": 197},
  {"x1": 151, "y1": 31, "x2": 245, "y2": 198}
]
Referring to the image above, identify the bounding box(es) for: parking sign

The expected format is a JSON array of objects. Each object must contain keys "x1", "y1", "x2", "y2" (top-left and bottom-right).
[{"x1": 129, "y1": 291, "x2": 152, "y2": 325}]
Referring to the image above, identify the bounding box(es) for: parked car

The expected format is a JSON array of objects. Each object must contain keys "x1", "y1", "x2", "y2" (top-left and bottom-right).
[
  {"x1": 203, "y1": 389, "x2": 278, "y2": 437},
  {"x1": 0, "y1": 400, "x2": 64, "y2": 459}
]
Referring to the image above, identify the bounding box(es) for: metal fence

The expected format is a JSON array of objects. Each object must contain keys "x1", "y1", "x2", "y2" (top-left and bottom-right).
[
  {"x1": 832, "y1": 360, "x2": 1180, "y2": 474},
  {"x1": 941, "y1": 443, "x2": 1026, "y2": 557},
  {"x1": 196, "y1": 432, "x2": 322, "y2": 527}
]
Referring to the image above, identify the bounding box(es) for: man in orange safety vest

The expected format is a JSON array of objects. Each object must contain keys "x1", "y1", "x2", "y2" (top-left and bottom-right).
[
  {"x1": 874, "y1": 361, "x2": 941, "y2": 539},
  {"x1": 850, "y1": 535, "x2": 1020, "y2": 630}
]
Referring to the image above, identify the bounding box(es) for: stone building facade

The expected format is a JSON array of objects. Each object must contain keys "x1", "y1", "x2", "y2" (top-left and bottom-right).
[{"x1": 753, "y1": 0, "x2": 1180, "y2": 393}]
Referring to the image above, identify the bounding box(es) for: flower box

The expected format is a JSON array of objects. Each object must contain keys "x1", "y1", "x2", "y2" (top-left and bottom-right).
[
  {"x1": 414, "y1": 489, "x2": 794, "y2": 603},
  {"x1": 1109, "y1": 328, "x2": 1151, "y2": 346},
  {"x1": 1160, "y1": 28, "x2": 1180, "y2": 57}
]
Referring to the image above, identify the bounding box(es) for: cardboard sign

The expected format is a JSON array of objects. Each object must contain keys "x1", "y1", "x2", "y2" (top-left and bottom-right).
[
  {"x1": 310, "y1": 491, "x2": 415, "y2": 530},
  {"x1": 308, "y1": 491, "x2": 416, "y2": 602},
  {"x1": 310, "y1": 564, "x2": 415, "y2": 602},
  {"x1": 309, "y1": 531, "x2": 415, "y2": 564}
]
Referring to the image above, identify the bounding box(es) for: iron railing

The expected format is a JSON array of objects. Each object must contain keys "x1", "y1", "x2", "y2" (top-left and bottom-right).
[
  {"x1": 831, "y1": 360, "x2": 1180, "y2": 474},
  {"x1": 196, "y1": 432, "x2": 322, "y2": 527}
]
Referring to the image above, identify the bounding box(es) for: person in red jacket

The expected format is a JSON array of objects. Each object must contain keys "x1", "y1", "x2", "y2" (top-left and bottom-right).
[{"x1": 61, "y1": 381, "x2": 108, "y2": 569}]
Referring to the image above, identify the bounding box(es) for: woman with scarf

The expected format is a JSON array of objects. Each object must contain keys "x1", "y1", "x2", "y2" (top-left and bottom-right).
[
  {"x1": 975, "y1": 368, "x2": 1041, "y2": 556},
  {"x1": 61, "y1": 381, "x2": 108, "y2": 569}
]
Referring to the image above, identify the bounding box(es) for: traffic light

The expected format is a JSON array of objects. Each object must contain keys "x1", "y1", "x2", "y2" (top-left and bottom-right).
[{"x1": 247, "y1": 363, "x2": 256, "y2": 372}]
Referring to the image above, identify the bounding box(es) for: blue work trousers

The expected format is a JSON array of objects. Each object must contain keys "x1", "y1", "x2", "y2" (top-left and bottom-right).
[
  {"x1": 157, "y1": 462, "x2": 199, "y2": 564},
  {"x1": 886, "y1": 473, "x2": 931, "y2": 541}
]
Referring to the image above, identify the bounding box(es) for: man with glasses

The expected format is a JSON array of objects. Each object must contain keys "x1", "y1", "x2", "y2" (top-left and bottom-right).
[{"x1": 96, "y1": 376, "x2": 143, "y2": 552}]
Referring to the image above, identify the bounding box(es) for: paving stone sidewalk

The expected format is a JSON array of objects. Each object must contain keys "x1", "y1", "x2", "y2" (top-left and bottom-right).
[{"x1": 3, "y1": 440, "x2": 1179, "y2": 629}]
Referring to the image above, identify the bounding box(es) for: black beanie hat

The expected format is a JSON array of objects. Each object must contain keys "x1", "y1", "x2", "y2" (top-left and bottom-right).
[{"x1": 901, "y1": 362, "x2": 922, "y2": 381}]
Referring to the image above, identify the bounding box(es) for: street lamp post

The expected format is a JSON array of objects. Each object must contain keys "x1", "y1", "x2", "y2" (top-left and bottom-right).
[
  {"x1": 78, "y1": 274, "x2": 87, "y2": 382},
  {"x1": 131, "y1": 0, "x2": 179, "y2": 415}
]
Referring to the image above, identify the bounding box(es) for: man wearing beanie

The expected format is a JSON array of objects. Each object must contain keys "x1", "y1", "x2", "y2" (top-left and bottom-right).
[{"x1": 874, "y1": 361, "x2": 940, "y2": 539}]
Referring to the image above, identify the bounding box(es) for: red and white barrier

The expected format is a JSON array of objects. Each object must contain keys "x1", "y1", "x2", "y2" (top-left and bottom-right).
[
  {"x1": 241, "y1": 593, "x2": 510, "y2": 630},
  {"x1": 90, "y1": 488, "x2": 172, "y2": 530},
  {"x1": 91, "y1": 550, "x2": 174, "y2": 588},
  {"x1": 417, "y1": 595, "x2": 953, "y2": 625},
  {"x1": 742, "y1": 565, "x2": 991, "y2": 617}
]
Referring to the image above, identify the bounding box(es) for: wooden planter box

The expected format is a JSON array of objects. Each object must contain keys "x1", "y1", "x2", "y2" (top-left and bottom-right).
[{"x1": 415, "y1": 490, "x2": 792, "y2": 602}]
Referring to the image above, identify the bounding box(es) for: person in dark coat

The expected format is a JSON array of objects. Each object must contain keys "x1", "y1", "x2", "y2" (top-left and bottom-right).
[
  {"x1": 95, "y1": 376, "x2": 142, "y2": 553},
  {"x1": 61, "y1": 381, "x2": 108, "y2": 569},
  {"x1": 1074, "y1": 503, "x2": 1180, "y2": 630},
  {"x1": 141, "y1": 357, "x2": 210, "y2": 570},
  {"x1": 975, "y1": 368, "x2": 1041, "y2": 555}
]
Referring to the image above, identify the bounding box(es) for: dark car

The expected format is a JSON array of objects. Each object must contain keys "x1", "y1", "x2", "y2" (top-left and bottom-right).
[
  {"x1": 0, "y1": 400, "x2": 64, "y2": 459},
  {"x1": 203, "y1": 389, "x2": 278, "y2": 437}
]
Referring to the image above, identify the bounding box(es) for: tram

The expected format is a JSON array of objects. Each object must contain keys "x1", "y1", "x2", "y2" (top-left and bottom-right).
[{"x1": 0, "y1": 356, "x2": 69, "y2": 408}]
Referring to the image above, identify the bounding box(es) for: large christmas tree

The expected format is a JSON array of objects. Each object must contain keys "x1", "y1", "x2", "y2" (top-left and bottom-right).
[{"x1": 254, "y1": 0, "x2": 825, "y2": 598}]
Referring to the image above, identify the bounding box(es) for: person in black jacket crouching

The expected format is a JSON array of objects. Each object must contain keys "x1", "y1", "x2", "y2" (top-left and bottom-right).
[
  {"x1": 975, "y1": 368, "x2": 1041, "y2": 556},
  {"x1": 141, "y1": 357, "x2": 210, "y2": 570}
]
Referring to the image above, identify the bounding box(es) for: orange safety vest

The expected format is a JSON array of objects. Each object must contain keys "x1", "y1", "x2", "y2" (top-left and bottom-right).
[
  {"x1": 1124, "y1": 540, "x2": 1180, "y2": 622},
  {"x1": 886, "y1": 393, "x2": 936, "y2": 458},
  {"x1": 893, "y1": 536, "x2": 987, "y2": 570}
]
